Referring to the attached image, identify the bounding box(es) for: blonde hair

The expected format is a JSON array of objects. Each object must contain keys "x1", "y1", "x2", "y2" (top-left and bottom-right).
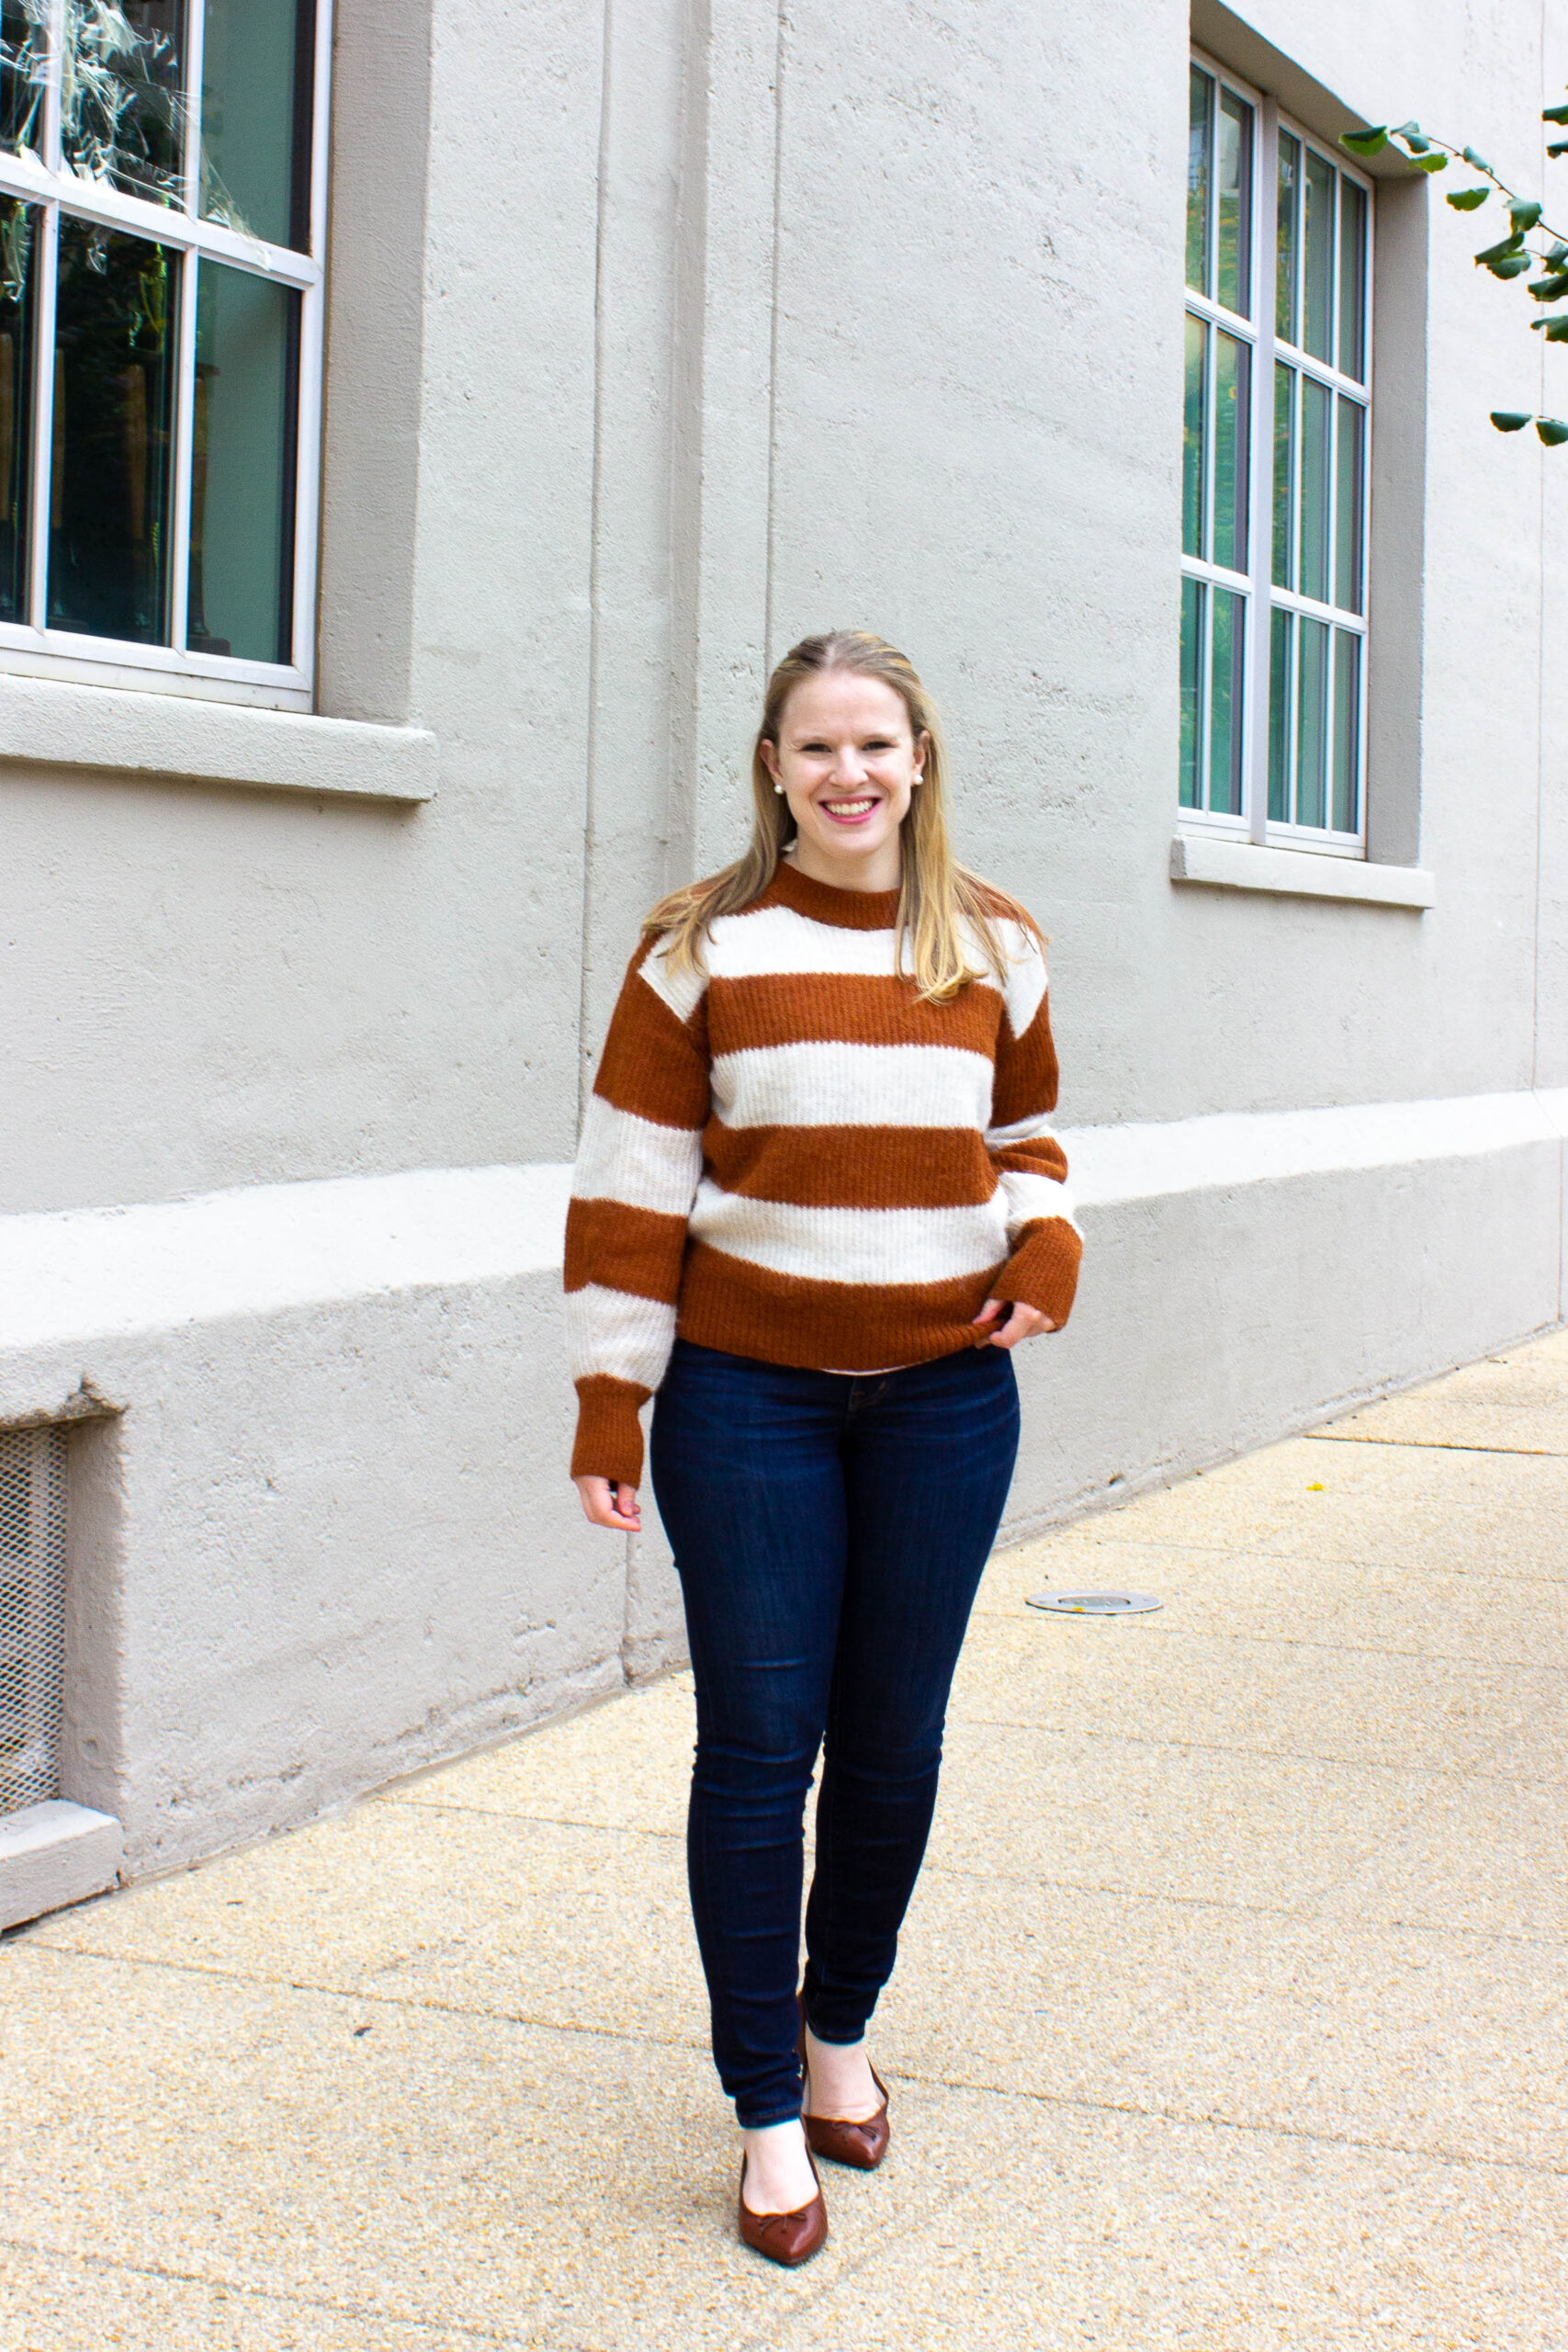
[{"x1": 645, "y1": 630, "x2": 1036, "y2": 1002}]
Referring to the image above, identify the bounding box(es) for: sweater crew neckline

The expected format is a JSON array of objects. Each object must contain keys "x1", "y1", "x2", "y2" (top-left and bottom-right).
[{"x1": 764, "y1": 859, "x2": 901, "y2": 931}]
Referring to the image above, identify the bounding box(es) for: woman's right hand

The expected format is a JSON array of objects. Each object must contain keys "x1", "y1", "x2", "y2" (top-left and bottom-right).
[{"x1": 574, "y1": 1475, "x2": 642, "y2": 1532}]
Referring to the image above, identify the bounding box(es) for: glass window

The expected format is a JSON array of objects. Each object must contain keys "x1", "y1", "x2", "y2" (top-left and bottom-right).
[
  {"x1": 50, "y1": 219, "x2": 178, "y2": 643},
  {"x1": 1181, "y1": 60, "x2": 1371, "y2": 849},
  {"x1": 0, "y1": 0, "x2": 323, "y2": 699}
]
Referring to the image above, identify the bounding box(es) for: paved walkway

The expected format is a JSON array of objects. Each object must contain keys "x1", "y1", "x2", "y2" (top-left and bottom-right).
[{"x1": 4, "y1": 1335, "x2": 1566, "y2": 2350}]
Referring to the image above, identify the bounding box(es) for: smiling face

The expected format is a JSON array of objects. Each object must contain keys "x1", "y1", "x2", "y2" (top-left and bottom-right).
[{"x1": 760, "y1": 669, "x2": 929, "y2": 892}]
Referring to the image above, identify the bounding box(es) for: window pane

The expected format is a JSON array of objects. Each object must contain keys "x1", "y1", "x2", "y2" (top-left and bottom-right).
[
  {"x1": 1217, "y1": 87, "x2": 1253, "y2": 316},
  {"x1": 1213, "y1": 331, "x2": 1249, "y2": 574},
  {"x1": 49, "y1": 218, "x2": 177, "y2": 643},
  {"x1": 189, "y1": 260, "x2": 299, "y2": 662},
  {"x1": 1269, "y1": 606, "x2": 1292, "y2": 821},
  {"x1": 1335, "y1": 395, "x2": 1364, "y2": 613},
  {"x1": 1338, "y1": 178, "x2": 1368, "y2": 380},
  {"x1": 1208, "y1": 587, "x2": 1245, "y2": 814},
  {"x1": 1179, "y1": 576, "x2": 1203, "y2": 808},
  {"x1": 1296, "y1": 616, "x2": 1329, "y2": 826},
  {"x1": 1183, "y1": 312, "x2": 1207, "y2": 560},
  {"x1": 201, "y1": 0, "x2": 314, "y2": 250},
  {"x1": 1298, "y1": 374, "x2": 1330, "y2": 603},
  {"x1": 1332, "y1": 629, "x2": 1360, "y2": 832},
  {"x1": 0, "y1": 198, "x2": 33, "y2": 622},
  {"x1": 1187, "y1": 66, "x2": 1213, "y2": 294},
  {"x1": 60, "y1": 2, "x2": 186, "y2": 208},
  {"x1": 1, "y1": 0, "x2": 46, "y2": 153},
  {"x1": 1303, "y1": 149, "x2": 1335, "y2": 362},
  {"x1": 1272, "y1": 361, "x2": 1293, "y2": 588},
  {"x1": 1276, "y1": 130, "x2": 1299, "y2": 341}
]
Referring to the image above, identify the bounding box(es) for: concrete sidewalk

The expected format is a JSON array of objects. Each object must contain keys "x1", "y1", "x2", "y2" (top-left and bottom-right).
[{"x1": 3, "y1": 1335, "x2": 1566, "y2": 2350}]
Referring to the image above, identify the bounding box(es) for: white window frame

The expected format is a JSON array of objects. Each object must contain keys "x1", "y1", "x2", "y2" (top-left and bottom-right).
[
  {"x1": 1182, "y1": 49, "x2": 1373, "y2": 858},
  {"x1": 0, "y1": 1, "x2": 332, "y2": 713}
]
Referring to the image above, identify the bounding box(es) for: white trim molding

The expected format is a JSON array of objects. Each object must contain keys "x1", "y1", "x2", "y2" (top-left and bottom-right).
[
  {"x1": 0, "y1": 1165, "x2": 575, "y2": 1353},
  {"x1": 0, "y1": 675, "x2": 436, "y2": 802},
  {"x1": 1069, "y1": 1088, "x2": 1567, "y2": 1206},
  {"x1": 3, "y1": 1092, "x2": 1563, "y2": 1359},
  {"x1": 1170, "y1": 833, "x2": 1436, "y2": 907}
]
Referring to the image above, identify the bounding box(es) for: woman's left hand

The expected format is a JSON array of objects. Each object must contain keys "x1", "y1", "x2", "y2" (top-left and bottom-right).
[{"x1": 971, "y1": 1297, "x2": 1057, "y2": 1349}]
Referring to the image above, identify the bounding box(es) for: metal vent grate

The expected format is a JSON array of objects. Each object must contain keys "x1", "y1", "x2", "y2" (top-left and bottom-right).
[{"x1": 1, "y1": 1426, "x2": 67, "y2": 1819}]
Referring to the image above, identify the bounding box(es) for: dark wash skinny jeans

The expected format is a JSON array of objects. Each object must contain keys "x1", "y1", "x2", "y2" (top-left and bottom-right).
[{"x1": 650, "y1": 1337, "x2": 1021, "y2": 2130}]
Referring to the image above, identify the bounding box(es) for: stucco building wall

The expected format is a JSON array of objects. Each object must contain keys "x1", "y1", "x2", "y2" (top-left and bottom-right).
[{"x1": 1, "y1": 0, "x2": 1563, "y2": 1891}]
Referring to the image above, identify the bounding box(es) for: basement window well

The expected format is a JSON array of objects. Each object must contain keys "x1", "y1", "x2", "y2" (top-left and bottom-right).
[{"x1": 0, "y1": 1422, "x2": 66, "y2": 1817}]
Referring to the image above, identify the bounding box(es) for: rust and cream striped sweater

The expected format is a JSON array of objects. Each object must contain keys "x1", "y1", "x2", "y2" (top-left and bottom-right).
[{"x1": 566, "y1": 859, "x2": 1082, "y2": 1485}]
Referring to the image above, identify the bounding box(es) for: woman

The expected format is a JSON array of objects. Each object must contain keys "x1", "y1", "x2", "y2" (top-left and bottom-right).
[{"x1": 567, "y1": 631, "x2": 1080, "y2": 2267}]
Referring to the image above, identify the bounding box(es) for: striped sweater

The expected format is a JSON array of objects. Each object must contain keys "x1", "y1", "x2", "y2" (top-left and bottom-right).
[{"x1": 566, "y1": 859, "x2": 1082, "y2": 1485}]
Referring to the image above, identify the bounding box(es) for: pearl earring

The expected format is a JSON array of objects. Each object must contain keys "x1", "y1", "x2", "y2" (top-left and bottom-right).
[{"x1": 773, "y1": 780, "x2": 784, "y2": 795}]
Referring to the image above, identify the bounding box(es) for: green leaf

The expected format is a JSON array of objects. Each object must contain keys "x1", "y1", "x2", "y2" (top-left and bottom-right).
[
  {"x1": 1339, "y1": 126, "x2": 1390, "y2": 155},
  {"x1": 1540, "y1": 315, "x2": 1568, "y2": 340},
  {"x1": 1447, "y1": 187, "x2": 1491, "y2": 209},
  {"x1": 1475, "y1": 232, "x2": 1526, "y2": 262},
  {"x1": 1529, "y1": 272, "x2": 1568, "y2": 299},
  {"x1": 1543, "y1": 103, "x2": 1568, "y2": 124},
  {"x1": 1549, "y1": 242, "x2": 1568, "y2": 266},
  {"x1": 1490, "y1": 411, "x2": 1533, "y2": 431},
  {"x1": 1535, "y1": 417, "x2": 1568, "y2": 445},
  {"x1": 1391, "y1": 120, "x2": 1429, "y2": 153},
  {"x1": 1510, "y1": 198, "x2": 1544, "y2": 232},
  {"x1": 1488, "y1": 251, "x2": 1537, "y2": 278},
  {"x1": 1550, "y1": 141, "x2": 1568, "y2": 158},
  {"x1": 1410, "y1": 150, "x2": 1448, "y2": 173},
  {"x1": 1461, "y1": 147, "x2": 1495, "y2": 171}
]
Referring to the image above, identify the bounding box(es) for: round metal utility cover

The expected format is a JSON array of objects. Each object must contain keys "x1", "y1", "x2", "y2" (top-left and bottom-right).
[{"x1": 1026, "y1": 1590, "x2": 1163, "y2": 1616}]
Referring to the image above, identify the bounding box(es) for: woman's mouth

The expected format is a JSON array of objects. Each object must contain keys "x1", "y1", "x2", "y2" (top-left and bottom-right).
[{"x1": 818, "y1": 796, "x2": 879, "y2": 823}]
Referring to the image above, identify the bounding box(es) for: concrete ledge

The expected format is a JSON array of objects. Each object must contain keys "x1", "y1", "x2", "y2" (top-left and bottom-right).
[
  {"x1": 0, "y1": 673, "x2": 436, "y2": 802},
  {"x1": 1171, "y1": 834, "x2": 1436, "y2": 908},
  {"x1": 0, "y1": 1800, "x2": 123, "y2": 1930},
  {"x1": 6, "y1": 1102, "x2": 1567, "y2": 1363},
  {"x1": 0, "y1": 1163, "x2": 575, "y2": 1356}
]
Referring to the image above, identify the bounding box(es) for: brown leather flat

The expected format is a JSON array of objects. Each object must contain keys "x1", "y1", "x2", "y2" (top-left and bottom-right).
[
  {"x1": 797, "y1": 2015, "x2": 891, "y2": 2171},
  {"x1": 738, "y1": 2146, "x2": 829, "y2": 2267}
]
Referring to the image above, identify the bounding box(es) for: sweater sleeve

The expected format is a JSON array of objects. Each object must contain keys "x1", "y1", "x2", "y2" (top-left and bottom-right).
[
  {"x1": 983, "y1": 933, "x2": 1083, "y2": 1329},
  {"x1": 565, "y1": 936, "x2": 709, "y2": 1486}
]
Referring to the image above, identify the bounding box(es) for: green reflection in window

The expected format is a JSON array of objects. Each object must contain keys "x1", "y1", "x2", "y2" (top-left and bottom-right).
[
  {"x1": 201, "y1": 0, "x2": 313, "y2": 249},
  {"x1": 1209, "y1": 587, "x2": 1244, "y2": 815},
  {"x1": 1303, "y1": 149, "x2": 1335, "y2": 363},
  {"x1": 1276, "y1": 131, "x2": 1299, "y2": 342},
  {"x1": 1179, "y1": 576, "x2": 1203, "y2": 808},
  {"x1": 0, "y1": 198, "x2": 33, "y2": 620},
  {"x1": 1296, "y1": 616, "x2": 1329, "y2": 827},
  {"x1": 1272, "y1": 362, "x2": 1293, "y2": 589},
  {"x1": 1338, "y1": 178, "x2": 1367, "y2": 380},
  {"x1": 1183, "y1": 312, "x2": 1207, "y2": 560},
  {"x1": 1269, "y1": 607, "x2": 1292, "y2": 822},
  {"x1": 1217, "y1": 86, "x2": 1252, "y2": 317},
  {"x1": 1213, "y1": 331, "x2": 1248, "y2": 575},
  {"x1": 49, "y1": 217, "x2": 176, "y2": 643},
  {"x1": 1299, "y1": 374, "x2": 1330, "y2": 604},
  {"x1": 188, "y1": 259, "x2": 298, "y2": 662},
  {"x1": 1332, "y1": 630, "x2": 1360, "y2": 832},
  {"x1": 1187, "y1": 66, "x2": 1213, "y2": 294},
  {"x1": 1336, "y1": 395, "x2": 1363, "y2": 614}
]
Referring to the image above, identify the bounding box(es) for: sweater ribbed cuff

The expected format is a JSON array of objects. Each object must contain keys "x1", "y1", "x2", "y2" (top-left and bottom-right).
[
  {"x1": 989, "y1": 1217, "x2": 1083, "y2": 1329},
  {"x1": 570, "y1": 1374, "x2": 652, "y2": 1488}
]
